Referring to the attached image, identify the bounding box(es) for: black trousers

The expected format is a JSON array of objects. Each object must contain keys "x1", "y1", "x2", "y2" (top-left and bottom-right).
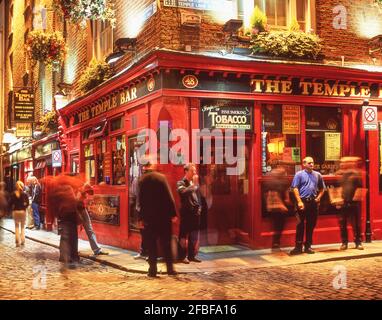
[
  {"x1": 271, "y1": 212, "x2": 286, "y2": 246},
  {"x1": 295, "y1": 199, "x2": 318, "y2": 249},
  {"x1": 146, "y1": 224, "x2": 174, "y2": 276},
  {"x1": 139, "y1": 228, "x2": 149, "y2": 256},
  {"x1": 58, "y1": 220, "x2": 79, "y2": 264},
  {"x1": 339, "y1": 202, "x2": 362, "y2": 245},
  {"x1": 179, "y1": 215, "x2": 200, "y2": 260}
]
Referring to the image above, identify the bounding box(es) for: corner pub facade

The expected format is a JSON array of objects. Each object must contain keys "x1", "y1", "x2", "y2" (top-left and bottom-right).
[{"x1": 57, "y1": 49, "x2": 382, "y2": 250}]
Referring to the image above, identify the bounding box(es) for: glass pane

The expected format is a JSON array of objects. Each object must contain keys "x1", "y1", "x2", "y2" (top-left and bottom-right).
[
  {"x1": 266, "y1": 0, "x2": 276, "y2": 25},
  {"x1": 113, "y1": 135, "x2": 126, "y2": 185},
  {"x1": 276, "y1": 0, "x2": 287, "y2": 26},
  {"x1": 296, "y1": 0, "x2": 306, "y2": 21},
  {"x1": 254, "y1": 0, "x2": 265, "y2": 11}
]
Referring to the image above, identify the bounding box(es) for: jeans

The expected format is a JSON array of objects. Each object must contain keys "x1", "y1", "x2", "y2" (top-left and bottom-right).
[
  {"x1": 295, "y1": 199, "x2": 318, "y2": 249},
  {"x1": 32, "y1": 202, "x2": 40, "y2": 228},
  {"x1": 79, "y1": 209, "x2": 101, "y2": 254},
  {"x1": 339, "y1": 202, "x2": 362, "y2": 245}
]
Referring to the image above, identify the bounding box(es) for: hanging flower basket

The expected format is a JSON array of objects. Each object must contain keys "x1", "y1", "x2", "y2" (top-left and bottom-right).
[
  {"x1": 78, "y1": 59, "x2": 114, "y2": 93},
  {"x1": 54, "y1": 0, "x2": 116, "y2": 28},
  {"x1": 26, "y1": 31, "x2": 67, "y2": 70}
]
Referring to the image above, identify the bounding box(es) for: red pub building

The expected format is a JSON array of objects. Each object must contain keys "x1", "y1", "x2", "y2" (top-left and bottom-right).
[{"x1": 58, "y1": 49, "x2": 382, "y2": 250}]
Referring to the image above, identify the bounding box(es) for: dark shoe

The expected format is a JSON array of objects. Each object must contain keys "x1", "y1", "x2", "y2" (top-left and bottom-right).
[
  {"x1": 148, "y1": 272, "x2": 158, "y2": 278},
  {"x1": 180, "y1": 258, "x2": 190, "y2": 264},
  {"x1": 289, "y1": 247, "x2": 303, "y2": 255},
  {"x1": 188, "y1": 257, "x2": 202, "y2": 263},
  {"x1": 94, "y1": 250, "x2": 109, "y2": 256},
  {"x1": 356, "y1": 243, "x2": 364, "y2": 250},
  {"x1": 340, "y1": 243, "x2": 348, "y2": 250},
  {"x1": 304, "y1": 247, "x2": 315, "y2": 254},
  {"x1": 167, "y1": 270, "x2": 178, "y2": 276},
  {"x1": 133, "y1": 253, "x2": 147, "y2": 260}
]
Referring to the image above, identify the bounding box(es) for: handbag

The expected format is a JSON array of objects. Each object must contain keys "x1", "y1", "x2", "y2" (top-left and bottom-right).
[
  {"x1": 327, "y1": 186, "x2": 344, "y2": 206},
  {"x1": 265, "y1": 190, "x2": 288, "y2": 213},
  {"x1": 352, "y1": 188, "x2": 368, "y2": 202}
]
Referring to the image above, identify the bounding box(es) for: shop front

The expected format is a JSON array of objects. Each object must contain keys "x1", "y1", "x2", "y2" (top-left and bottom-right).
[
  {"x1": 32, "y1": 134, "x2": 62, "y2": 231},
  {"x1": 58, "y1": 50, "x2": 382, "y2": 250},
  {"x1": 9, "y1": 142, "x2": 33, "y2": 188}
]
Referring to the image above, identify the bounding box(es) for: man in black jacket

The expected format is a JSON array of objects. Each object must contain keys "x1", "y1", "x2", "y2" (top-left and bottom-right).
[
  {"x1": 138, "y1": 160, "x2": 177, "y2": 277},
  {"x1": 177, "y1": 163, "x2": 203, "y2": 263}
]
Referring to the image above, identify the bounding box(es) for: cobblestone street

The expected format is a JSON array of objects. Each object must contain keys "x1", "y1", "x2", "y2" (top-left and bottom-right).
[{"x1": 1, "y1": 228, "x2": 381, "y2": 300}]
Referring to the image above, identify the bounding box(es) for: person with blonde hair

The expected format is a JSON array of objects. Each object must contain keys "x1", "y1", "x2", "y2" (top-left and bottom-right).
[{"x1": 9, "y1": 181, "x2": 29, "y2": 247}]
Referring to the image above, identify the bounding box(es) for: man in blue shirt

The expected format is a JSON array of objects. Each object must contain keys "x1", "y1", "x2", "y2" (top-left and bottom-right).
[{"x1": 290, "y1": 157, "x2": 325, "y2": 255}]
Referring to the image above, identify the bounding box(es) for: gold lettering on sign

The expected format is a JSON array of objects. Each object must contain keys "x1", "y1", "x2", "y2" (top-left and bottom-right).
[
  {"x1": 360, "y1": 86, "x2": 371, "y2": 98},
  {"x1": 265, "y1": 80, "x2": 280, "y2": 93},
  {"x1": 379, "y1": 84, "x2": 382, "y2": 98},
  {"x1": 251, "y1": 79, "x2": 265, "y2": 93},
  {"x1": 299, "y1": 82, "x2": 312, "y2": 95},
  {"x1": 281, "y1": 81, "x2": 293, "y2": 94},
  {"x1": 78, "y1": 110, "x2": 90, "y2": 122},
  {"x1": 339, "y1": 84, "x2": 351, "y2": 97},
  {"x1": 324, "y1": 83, "x2": 339, "y2": 96},
  {"x1": 312, "y1": 83, "x2": 324, "y2": 95}
]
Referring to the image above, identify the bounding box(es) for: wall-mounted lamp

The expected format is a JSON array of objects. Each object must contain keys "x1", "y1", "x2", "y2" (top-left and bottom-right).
[
  {"x1": 54, "y1": 82, "x2": 72, "y2": 110},
  {"x1": 368, "y1": 34, "x2": 382, "y2": 55},
  {"x1": 223, "y1": 19, "x2": 243, "y2": 40},
  {"x1": 106, "y1": 37, "x2": 138, "y2": 64}
]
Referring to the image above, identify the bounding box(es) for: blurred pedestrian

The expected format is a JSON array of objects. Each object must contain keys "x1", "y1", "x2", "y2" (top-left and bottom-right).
[
  {"x1": 138, "y1": 158, "x2": 177, "y2": 277},
  {"x1": 77, "y1": 183, "x2": 109, "y2": 256},
  {"x1": 46, "y1": 175, "x2": 82, "y2": 265},
  {"x1": 263, "y1": 166, "x2": 290, "y2": 249},
  {"x1": 24, "y1": 176, "x2": 34, "y2": 229},
  {"x1": 290, "y1": 157, "x2": 326, "y2": 255},
  {"x1": 31, "y1": 176, "x2": 42, "y2": 230},
  {"x1": 9, "y1": 181, "x2": 29, "y2": 247},
  {"x1": 337, "y1": 157, "x2": 364, "y2": 250},
  {"x1": 0, "y1": 181, "x2": 10, "y2": 219},
  {"x1": 177, "y1": 163, "x2": 203, "y2": 263}
]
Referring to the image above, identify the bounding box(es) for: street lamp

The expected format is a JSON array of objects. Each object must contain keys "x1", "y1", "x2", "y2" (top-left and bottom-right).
[{"x1": 363, "y1": 99, "x2": 372, "y2": 243}]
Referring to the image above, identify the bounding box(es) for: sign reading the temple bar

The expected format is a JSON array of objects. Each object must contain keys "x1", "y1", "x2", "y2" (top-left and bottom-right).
[
  {"x1": 14, "y1": 88, "x2": 34, "y2": 122},
  {"x1": 163, "y1": 0, "x2": 232, "y2": 10},
  {"x1": 251, "y1": 77, "x2": 382, "y2": 98},
  {"x1": 201, "y1": 103, "x2": 252, "y2": 130},
  {"x1": 282, "y1": 105, "x2": 300, "y2": 134}
]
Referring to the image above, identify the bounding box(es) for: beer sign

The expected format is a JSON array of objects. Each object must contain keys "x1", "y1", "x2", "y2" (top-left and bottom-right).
[{"x1": 16, "y1": 123, "x2": 32, "y2": 137}]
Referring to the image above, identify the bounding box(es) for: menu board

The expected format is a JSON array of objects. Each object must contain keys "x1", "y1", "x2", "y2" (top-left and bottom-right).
[
  {"x1": 282, "y1": 105, "x2": 300, "y2": 134},
  {"x1": 325, "y1": 132, "x2": 341, "y2": 161}
]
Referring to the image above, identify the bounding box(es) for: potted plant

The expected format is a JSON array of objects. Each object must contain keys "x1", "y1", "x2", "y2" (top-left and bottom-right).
[
  {"x1": 78, "y1": 59, "x2": 114, "y2": 93},
  {"x1": 250, "y1": 7, "x2": 323, "y2": 61},
  {"x1": 53, "y1": 0, "x2": 116, "y2": 28},
  {"x1": 26, "y1": 30, "x2": 67, "y2": 71}
]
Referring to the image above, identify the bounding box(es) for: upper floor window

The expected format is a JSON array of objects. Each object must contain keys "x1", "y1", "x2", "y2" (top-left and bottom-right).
[
  {"x1": 91, "y1": 20, "x2": 113, "y2": 61},
  {"x1": 239, "y1": 0, "x2": 314, "y2": 33}
]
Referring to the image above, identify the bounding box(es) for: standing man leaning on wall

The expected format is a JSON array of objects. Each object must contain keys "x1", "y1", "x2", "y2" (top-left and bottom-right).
[{"x1": 290, "y1": 157, "x2": 326, "y2": 255}]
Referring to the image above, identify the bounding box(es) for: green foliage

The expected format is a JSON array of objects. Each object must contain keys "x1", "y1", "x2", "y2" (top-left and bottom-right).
[
  {"x1": 25, "y1": 31, "x2": 67, "y2": 71},
  {"x1": 54, "y1": 0, "x2": 116, "y2": 28},
  {"x1": 39, "y1": 110, "x2": 58, "y2": 135},
  {"x1": 250, "y1": 6, "x2": 268, "y2": 33},
  {"x1": 251, "y1": 31, "x2": 323, "y2": 60},
  {"x1": 78, "y1": 59, "x2": 114, "y2": 93}
]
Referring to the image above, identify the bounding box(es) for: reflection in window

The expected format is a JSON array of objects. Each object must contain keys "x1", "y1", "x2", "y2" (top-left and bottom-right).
[
  {"x1": 84, "y1": 144, "x2": 95, "y2": 182},
  {"x1": 112, "y1": 135, "x2": 126, "y2": 185},
  {"x1": 255, "y1": 0, "x2": 288, "y2": 27},
  {"x1": 306, "y1": 107, "x2": 342, "y2": 175},
  {"x1": 262, "y1": 104, "x2": 301, "y2": 176}
]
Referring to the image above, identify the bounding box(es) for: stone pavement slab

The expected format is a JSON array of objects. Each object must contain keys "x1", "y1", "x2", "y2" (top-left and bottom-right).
[{"x1": 2, "y1": 218, "x2": 382, "y2": 274}]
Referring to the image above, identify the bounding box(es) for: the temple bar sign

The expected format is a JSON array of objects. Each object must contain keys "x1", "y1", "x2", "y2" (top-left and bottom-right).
[
  {"x1": 14, "y1": 88, "x2": 35, "y2": 122},
  {"x1": 251, "y1": 77, "x2": 382, "y2": 98}
]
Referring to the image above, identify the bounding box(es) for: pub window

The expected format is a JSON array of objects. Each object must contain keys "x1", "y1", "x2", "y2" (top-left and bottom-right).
[
  {"x1": 96, "y1": 139, "x2": 106, "y2": 184},
  {"x1": 91, "y1": 19, "x2": 113, "y2": 61},
  {"x1": 70, "y1": 154, "x2": 80, "y2": 174},
  {"x1": 305, "y1": 106, "x2": 342, "y2": 176},
  {"x1": 240, "y1": 0, "x2": 313, "y2": 32},
  {"x1": 262, "y1": 104, "x2": 301, "y2": 176},
  {"x1": 110, "y1": 116, "x2": 124, "y2": 131},
  {"x1": 112, "y1": 135, "x2": 126, "y2": 185},
  {"x1": 84, "y1": 144, "x2": 95, "y2": 182},
  {"x1": 82, "y1": 128, "x2": 91, "y2": 141}
]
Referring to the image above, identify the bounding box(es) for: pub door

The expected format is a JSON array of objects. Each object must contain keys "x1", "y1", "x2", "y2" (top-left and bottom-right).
[{"x1": 199, "y1": 138, "x2": 251, "y2": 247}]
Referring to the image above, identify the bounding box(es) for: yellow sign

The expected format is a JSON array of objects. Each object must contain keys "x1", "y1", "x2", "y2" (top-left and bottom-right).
[
  {"x1": 325, "y1": 132, "x2": 341, "y2": 161},
  {"x1": 16, "y1": 123, "x2": 32, "y2": 137},
  {"x1": 282, "y1": 105, "x2": 300, "y2": 134}
]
